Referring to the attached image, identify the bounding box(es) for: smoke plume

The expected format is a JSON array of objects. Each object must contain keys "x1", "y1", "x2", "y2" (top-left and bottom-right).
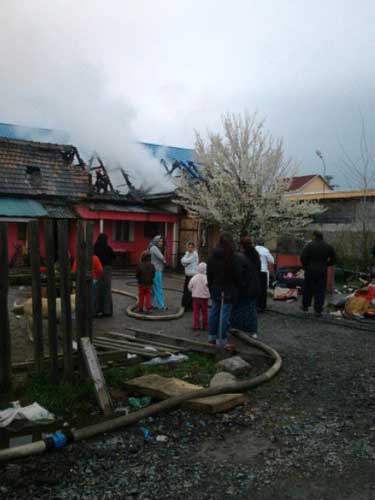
[{"x1": 0, "y1": 1, "x2": 173, "y2": 193}]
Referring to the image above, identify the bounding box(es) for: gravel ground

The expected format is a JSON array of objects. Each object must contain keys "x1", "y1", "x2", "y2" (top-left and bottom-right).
[{"x1": 3, "y1": 273, "x2": 375, "y2": 499}]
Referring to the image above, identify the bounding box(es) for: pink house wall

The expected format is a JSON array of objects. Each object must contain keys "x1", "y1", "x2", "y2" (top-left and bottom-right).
[
  {"x1": 7, "y1": 218, "x2": 176, "y2": 267},
  {"x1": 7, "y1": 222, "x2": 19, "y2": 262},
  {"x1": 98, "y1": 220, "x2": 175, "y2": 266}
]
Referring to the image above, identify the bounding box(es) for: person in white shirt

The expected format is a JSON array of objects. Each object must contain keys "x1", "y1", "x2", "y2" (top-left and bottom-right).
[
  {"x1": 255, "y1": 239, "x2": 275, "y2": 312},
  {"x1": 181, "y1": 241, "x2": 199, "y2": 311}
]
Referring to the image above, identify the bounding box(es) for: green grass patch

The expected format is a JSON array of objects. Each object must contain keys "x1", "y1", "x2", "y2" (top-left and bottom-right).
[
  {"x1": 0, "y1": 372, "x2": 95, "y2": 416},
  {"x1": 105, "y1": 352, "x2": 217, "y2": 388}
]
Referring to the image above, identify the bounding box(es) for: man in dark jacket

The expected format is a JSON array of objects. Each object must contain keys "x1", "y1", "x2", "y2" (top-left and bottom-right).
[
  {"x1": 300, "y1": 231, "x2": 336, "y2": 316},
  {"x1": 207, "y1": 233, "x2": 244, "y2": 348}
]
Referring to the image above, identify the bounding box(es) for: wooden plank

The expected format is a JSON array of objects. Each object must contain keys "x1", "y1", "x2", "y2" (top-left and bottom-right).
[
  {"x1": 0, "y1": 223, "x2": 11, "y2": 390},
  {"x1": 118, "y1": 329, "x2": 269, "y2": 360},
  {"x1": 58, "y1": 220, "x2": 73, "y2": 380},
  {"x1": 44, "y1": 220, "x2": 59, "y2": 383},
  {"x1": 94, "y1": 340, "x2": 162, "y2": 359},
  {"x1": 96, "y1": 336, "x2": 176, "y2": 355},
  {"x1": 29, "y1": 220, "x2": 44, "y2": 370},
  {"x1": 12, "y1": 350, "x2": 139, "y2": 373},
  {"x1": 123, "y1": 326, "x2": 164, "y2": 336},
  {"x1": 95, "y1": 336, "x2": 173, "y2": 354},
  {"x1": 119, "y1": 329, "x2": 218, "y2": 355},
  {"x1": 93, "y1": 338, "x2": 162, "y2": 358},
  {"x1": 107, "y1": 331, "x2": 183, "y2": 352},
  {"x1": 124, "y1": 374, "x2": 247, "y2": 414},
  {"x1": 85, "y1": 221, "x2": 94, "y2": 340},
  {"x1": 75, "y1": 220, "x2": 87, "y2": 341},
  {"x1": 93, "y1": 340, "x2": 133, "y2": 353},
  {"x1": 80, "y1": 337, "x2": 113, "y2": 416}
]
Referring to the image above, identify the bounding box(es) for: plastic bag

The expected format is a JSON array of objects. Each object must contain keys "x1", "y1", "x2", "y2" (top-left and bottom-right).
[
  {"x1": 0, "y1": 402, "x2": 55, "y2": 428},
  {"x1": 142, "y1": 354, "x2": 189, "y2": 366}
]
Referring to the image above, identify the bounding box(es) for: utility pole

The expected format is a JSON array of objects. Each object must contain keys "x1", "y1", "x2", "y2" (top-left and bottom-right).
[{"x1": 316, "y1": 149, "x2": 327, "y2": 230}]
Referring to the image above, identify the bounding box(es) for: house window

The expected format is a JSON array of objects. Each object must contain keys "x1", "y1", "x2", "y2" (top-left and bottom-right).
[
  {"x1": 144, "y1": 222, "x2": 164, "y2": 239},
  {"x1": 113, "y1": 221, "x2": 133, "y2": 242},
  {"x1": 17, "y1": 223, "x2": 27, "y2": 241}
]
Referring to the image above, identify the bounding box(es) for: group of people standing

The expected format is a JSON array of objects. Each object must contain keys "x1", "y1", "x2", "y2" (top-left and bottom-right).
[
  {"x1": 90, "y1": 231, "x2": 275, "y2": 351},
  {"x1": 180, "y1": 234, "x2": 275, "y2": 349},
  {"x1": 90, "y1": 233, "x2": 169, "y2": 317},
  {"x1": 136, "y1": 235, "x2": 168, "y2": 313},
  {"x1": 80, "y1": 228, "x2": 337, "y2": 350}
]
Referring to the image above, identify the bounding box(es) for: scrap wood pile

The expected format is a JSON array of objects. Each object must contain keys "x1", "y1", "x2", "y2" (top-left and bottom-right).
[
  {"x1": 93, "y1": 327, "x2": 219, "y2": 363},
  {"x1": 94, "y1": 331, "x2": 185, "y2": 359}
]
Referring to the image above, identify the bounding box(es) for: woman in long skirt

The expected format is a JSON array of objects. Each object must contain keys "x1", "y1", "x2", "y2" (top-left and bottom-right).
[
  {"x1": 149, "y1": 235, "x2": 167, "y2": 310},
  {"x1": 94, "y1": 233, "x2": 116, "y2": 317}
]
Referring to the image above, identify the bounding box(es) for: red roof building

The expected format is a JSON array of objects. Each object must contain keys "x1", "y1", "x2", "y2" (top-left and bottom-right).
[{"x1": 288, "y1": 174, "x2": 333, "y2": 194}]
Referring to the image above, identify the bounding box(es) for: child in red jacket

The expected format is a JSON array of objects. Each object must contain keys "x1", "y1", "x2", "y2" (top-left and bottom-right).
[{"x1": 136, "y1": 252, "x2": 155, "y2": 313}]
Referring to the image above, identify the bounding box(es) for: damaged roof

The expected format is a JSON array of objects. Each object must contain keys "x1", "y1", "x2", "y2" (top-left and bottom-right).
[{"x1": 0, "y1": 136, "x2": 89, "y2": 199}]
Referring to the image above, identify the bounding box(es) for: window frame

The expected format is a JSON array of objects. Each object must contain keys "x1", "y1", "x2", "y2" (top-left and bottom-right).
[{"x1": 113, "y1": 221, "x2": 134, "y2": 242}]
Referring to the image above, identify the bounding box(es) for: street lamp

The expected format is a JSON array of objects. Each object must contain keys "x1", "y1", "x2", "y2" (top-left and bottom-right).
[{"x1": 315, "y1": 149, "x2": 327, "y2": 199}]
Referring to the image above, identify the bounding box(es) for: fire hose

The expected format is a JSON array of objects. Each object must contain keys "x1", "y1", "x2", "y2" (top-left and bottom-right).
[{"x1": 0, "y1": 330, "x2": 282, "y2": 463}]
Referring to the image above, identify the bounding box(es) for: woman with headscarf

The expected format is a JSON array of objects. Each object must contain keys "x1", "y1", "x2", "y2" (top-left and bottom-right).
[
  {"x1": 231, "y1": 236, "x2": 260, "y2": 338},
  {"x1": 94, "y1": 233, "x2": 116, "y2": 317},
  {"x1": 148, "y1": 235, "x2": 167, "y2": 310}
]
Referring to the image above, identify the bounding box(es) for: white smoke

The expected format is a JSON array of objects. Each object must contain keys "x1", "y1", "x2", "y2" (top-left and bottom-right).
[{"x1": 0, "y1": 1, "x2": 174, "y2": 194}]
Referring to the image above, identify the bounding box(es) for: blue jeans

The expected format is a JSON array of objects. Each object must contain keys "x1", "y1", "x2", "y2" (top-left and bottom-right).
[
  {"x1": 152, "y1": 271, "x2": 166, "y2": 309},
  {"x1": 208, "y1": 299, "x2": 232, "y2": 346}
]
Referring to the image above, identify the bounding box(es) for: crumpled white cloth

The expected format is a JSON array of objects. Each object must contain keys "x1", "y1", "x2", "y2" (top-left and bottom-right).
[
  {"x1": 142, "y1": 353, "x2": 188, "y2": 366},
  {"x1": 0, "y1": 401, "x2": 55, "y2": 428}
]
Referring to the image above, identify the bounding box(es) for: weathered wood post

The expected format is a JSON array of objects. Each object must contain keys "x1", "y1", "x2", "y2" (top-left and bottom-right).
[
  {"x1": 86, "y1": 221, "x2": 94, "y2": 340},
  {"x1": 45, "y1": 220, "x2": 59, "y2": 383},
  {"x1": 0, "y1": 223, "x2": 11, "y2": 390},
  {"x1": 29, "y1": 220, "x2": 44, "y2": 371},
  {"x1": 75, "y1": 220, "x2": 87, "y2": 342},
  {"x1": 58, "y1": 220, "x2": 73, "y2": 380}
]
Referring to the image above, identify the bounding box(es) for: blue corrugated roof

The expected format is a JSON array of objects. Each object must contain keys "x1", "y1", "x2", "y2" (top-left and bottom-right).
[
  {"x1": 0, "y1": 198, "x2": 48, "y2": 217},
  {"x1": 0, "y1": 122, "x2": 69, "y2": 144},
  {"x1": 140, "y1": 142, "x2": 202, "y2": 181},
  {"x1": 140, "y1": 142, "x2": 195, "y2": 163}
]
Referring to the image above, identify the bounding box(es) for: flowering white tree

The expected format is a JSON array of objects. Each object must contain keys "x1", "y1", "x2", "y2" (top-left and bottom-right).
[{"x1": 176, "y1": 113, "x2": 323, "y2": 240}]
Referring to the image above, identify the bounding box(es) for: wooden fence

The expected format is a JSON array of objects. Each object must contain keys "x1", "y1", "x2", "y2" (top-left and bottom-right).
[{"x1": 0, "y1": 219, "x2": 93, "y2": 390}]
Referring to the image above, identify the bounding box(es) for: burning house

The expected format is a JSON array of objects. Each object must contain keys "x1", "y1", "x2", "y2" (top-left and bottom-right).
[
  {"x1": 0, "y1": 135, "x2": 88, "y2": 264},
  {"x1": 0, "y1": 126, "x2": 185, "y2": 267}
]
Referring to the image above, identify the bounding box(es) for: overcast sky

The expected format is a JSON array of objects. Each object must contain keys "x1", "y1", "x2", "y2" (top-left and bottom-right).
[{"x1": 0, "y1": 0, "x2": 373, "y2": 188}]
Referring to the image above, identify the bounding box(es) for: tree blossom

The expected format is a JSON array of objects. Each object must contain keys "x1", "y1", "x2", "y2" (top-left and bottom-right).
[{"x1": 177, "y1": 113, "x2": 323, "y2": 240}]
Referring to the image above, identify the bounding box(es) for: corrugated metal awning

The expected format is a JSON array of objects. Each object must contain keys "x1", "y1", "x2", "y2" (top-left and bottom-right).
[{"x1": 0, "y1": 197, "x2": 47, "y2": 217}]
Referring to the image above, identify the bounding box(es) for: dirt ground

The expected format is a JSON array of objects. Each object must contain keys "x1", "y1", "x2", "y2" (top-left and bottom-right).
[{"x1": 4, "y1": 272, "x2": 375, "y2": 499}]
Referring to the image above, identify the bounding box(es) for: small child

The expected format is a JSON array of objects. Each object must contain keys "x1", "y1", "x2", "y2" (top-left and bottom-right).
[
  {"x1": 188, "y1": 262, "x2": 210, "y2": 330},
  {"x1": 136, "y1": 252, "x2": 155, "y2": 313}
]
